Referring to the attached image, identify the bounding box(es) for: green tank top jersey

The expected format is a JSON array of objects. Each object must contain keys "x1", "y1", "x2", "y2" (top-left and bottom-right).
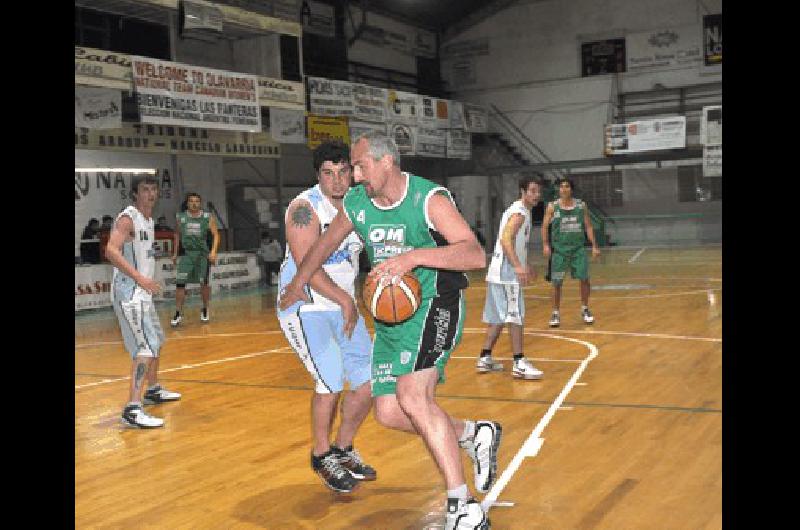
[
  {"x1": 177, "y1": 211, "x2": 211, "y2": 252},
  {"x1": 343, "y1": 173, "x2": 468, "y2": 300},
  {"x1": 551, "y1": 199, "x2": 586, "y2": 251}
]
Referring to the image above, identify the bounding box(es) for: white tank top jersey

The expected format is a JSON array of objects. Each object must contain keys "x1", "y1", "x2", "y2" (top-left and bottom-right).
[
  {"x1": 485, "y1": 200, "x2": 531, "y2": 285},
  {"x1": 110, "y1": 205, "x2": 156, "y2": 303},
  {"x1": 280, "y1": 184, "x2": 363, "y2": 312}
]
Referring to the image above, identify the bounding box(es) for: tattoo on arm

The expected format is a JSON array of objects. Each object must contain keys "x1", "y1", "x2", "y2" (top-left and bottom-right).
[{"x1": 291, "y1": 205, "x2": 313, "y2": 228}]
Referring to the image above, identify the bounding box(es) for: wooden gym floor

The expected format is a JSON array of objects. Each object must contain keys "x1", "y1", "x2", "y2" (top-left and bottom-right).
[{"x1": 75, "y1": 245, "x2": 722, "y2": 529}]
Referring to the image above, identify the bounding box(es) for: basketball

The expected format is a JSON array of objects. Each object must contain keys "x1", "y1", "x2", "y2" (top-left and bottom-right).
[{"x1": 362, "y1": 272, "x2": 422, "y2": 324}]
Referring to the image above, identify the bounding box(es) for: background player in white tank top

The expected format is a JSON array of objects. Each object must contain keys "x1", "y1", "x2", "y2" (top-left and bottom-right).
[
  {"x1": 277, "y1": 141, "x2": 376, "y2": 493},
  {"x1": 477, "y1": 178, "x2": 545, "y2": 380},
  {"x1": 105, "y1": 176, "x2": 181, "y2": 429}
]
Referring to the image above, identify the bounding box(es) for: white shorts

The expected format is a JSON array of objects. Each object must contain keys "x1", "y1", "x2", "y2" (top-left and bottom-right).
[
  {"x1": 113, "y1": 296, "x2": 165, "y2": 358},
  {"x1": 482, "y1": 282, "x2": 525, "y2": 325}
]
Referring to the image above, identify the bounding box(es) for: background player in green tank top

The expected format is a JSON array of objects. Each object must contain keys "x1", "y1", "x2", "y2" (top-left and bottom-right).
[
  {"x1": 542, "y1": 178, "x2": 600, "y2": 327},
  {"x1": 279, "y1": 132, "x2": 501, "y2": 529},
  {"x1": 170, "y1": 192, "x2": 220, "y2": 326}
]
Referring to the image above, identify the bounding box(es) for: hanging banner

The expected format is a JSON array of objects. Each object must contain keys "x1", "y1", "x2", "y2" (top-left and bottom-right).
[
  {"x1": 703, "y1": 14, "x2": 722, "y2": 66},
  {"x1": 446, "y1": 130, "x2": 471, "y2": 159},
  {"x1": 463, "y1": 103, "x2": 488, "y2": 133},
  {"x1": 352, "y1": 84, "x2": 387, "y2": 122},
  {"x1": 257, "y1": 76, "x2": 305, "y2": 110},
  {"x1": 75, "y1": 46, "x2": 133, "y2": 91},
  {"x1": 448, "y1": 101, "x2": 465, "y2": 130},
  {"x1": 307, "y1": 76, "x2": 355, "y2": 117},
  {"x1": 416, "y1": 127, "x2": 446, "y2": 158},
  {"x1": 75, "y1": 123, "x2": 280, "y2": 158},
  {"x1": 349, "y1": 120, "x2": 387, "y2": 144},
  {"x1": 626, "y1": 25, "x2": 702, "y2": 72},
  {"x1": 270, "y1": 107, "x2": 306, "y2": 144},
  {"x1": 604, "y1": 117, "x2": 686, "y2": 155},
  {"x1": 387, "y1": 90, "x2": 420, "y2": 125},
  {"x1": 389, "y1": 122, "x2": 416, "y2": 155},
  {"x1": 131, "y1": 56, "x2": 261, "y2": 132},
  {"x1": 307, "y1": 114, "x2": 350, "y2": 149},
  {"x1": 75, "y1": 86, "x2": 122, "y2": 130},
  {"x1": 700, "y1": 105, "x2": 722, "y2": 146},
  {"x1": 703, "y1": 145, "x2": 722, "y2": 177}
]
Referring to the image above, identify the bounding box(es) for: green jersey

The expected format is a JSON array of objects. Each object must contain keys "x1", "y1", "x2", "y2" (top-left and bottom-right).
[
  {"x1": 177, "y1": 211, "x2": 211, "y2": 252},
  {"x1": 551, "y1": 199, "x2": 586, "y2": 251},
  {"x1": 342, "y1": 173, "x2": 468, "y2": 300}
]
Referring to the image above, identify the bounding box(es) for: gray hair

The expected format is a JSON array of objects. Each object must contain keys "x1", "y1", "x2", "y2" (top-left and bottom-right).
[{"x1": 355, "y1": 131, "x2": 401, "y2": 167}]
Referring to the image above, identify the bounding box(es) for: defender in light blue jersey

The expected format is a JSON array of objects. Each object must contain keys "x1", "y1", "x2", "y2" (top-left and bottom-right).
[
  {"x1": 105, "y1": 176, "x2": 182, "y2": 429},
  {"x1": 276, "y1": 141, "x2": 376, "y2": 493}
]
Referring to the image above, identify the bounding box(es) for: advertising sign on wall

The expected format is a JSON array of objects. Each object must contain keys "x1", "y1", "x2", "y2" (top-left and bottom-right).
[
  {"x1": 75, "y1": 86, "x2": 122, "y2": 130},
  {"x1": 415, "y1": 127, "x2": 446, "y2": 157},
  {"x1": 447, "y1": 130, "x2": 471, "y2": 159},
  {"x1": 131, "y1": 56, "x2": 261, "y2": 132},
  {"x1": 257, "y1": 76, "x2": 305, "y2": 110},
  {"x1": 387, "y1": 90, "x2": 421, "y2": 125},
  {"x1": 389, "y1": 122, "x2": 416, "y2": 155},
  {"x1": 270, "y1": 107, "x2": 306, "y2": 144},
  {"x1": 349, "y1": 120, "x2": 387, "y2": 145},
  {"x1": 75, "y1": 46, "x2": 133, "y2": 91},
  {"x1": 307, "y1": 114, "x2": 350, "y2": 149},
  {"x1": 307, "y1": 76, "x2": 355, "y2": 117},
  {"x1": 463, "y1": 103, "x2": 488, "y2": 133},
  {"x1": 604, "y1": 116, "x2": 686, "y2": 155},
  {"x1": 703, "y1": 14, "x2": 722, "y2": 66},
  {"x1": 626, "y1": 26, "x2": 702, "y2": 72},
  {"x1": 352, "y1": 84, "x2": 387, "y2": 122}
]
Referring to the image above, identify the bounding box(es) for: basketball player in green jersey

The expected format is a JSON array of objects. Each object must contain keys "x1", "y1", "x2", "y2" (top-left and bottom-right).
[
  {"x1": 280, "y1": 132, "x2": 498, "y2": 529},
  {"x1": 171, "y1": 192, "x2": 220, "y2": 326},
  {"x1": 541, "y1": 178, "x2": 600, "y2": 327}
]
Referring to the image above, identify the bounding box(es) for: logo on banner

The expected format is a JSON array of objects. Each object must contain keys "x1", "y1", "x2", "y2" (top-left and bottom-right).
[{"x1": 74, "y1": 170, "x2": 173, "y2": 201}]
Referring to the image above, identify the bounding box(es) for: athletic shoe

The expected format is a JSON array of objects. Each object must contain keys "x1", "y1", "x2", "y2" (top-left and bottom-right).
[
  {"x1": 476, "y1": 355, "x2": 504, "y2": 373},
  {"x1": 582, "y1": 307, "x2": 594, "y2": 324},
  {"x1": 121, "y1": 404, "x2": 164, "y2": 428},
  {"x1": 170, "y1": 311, "x2": 182, "y2": 327},
  {"x1": 200, "y1": 307, "x2": 209, "y2": 322},
  {"x1": 332, "y1": 446, "x2": 377, "y2": 481},
  {"x1": 444, "y1": 497, "x2": 490, "y2": 530},
  {"x1": 512, "y1": 358, "x2": 544, "y2": 380},
  {"x1": 311, "y1": 452, "x2": 359, "y2": 493},
  {"x1": 462, "y1": 420, "x2": 502, "y2": 493},
  {"x1": 548, "y1": 311, "x2": 560, "y2": 327},
  {"x1": 143, "y1": 385, "x2": 182, "y2": 405}
]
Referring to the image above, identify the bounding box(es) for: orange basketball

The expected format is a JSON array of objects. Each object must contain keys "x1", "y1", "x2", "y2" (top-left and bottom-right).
[{"x1": 363, "y1": 272, "x2": 422, "y2": 324}]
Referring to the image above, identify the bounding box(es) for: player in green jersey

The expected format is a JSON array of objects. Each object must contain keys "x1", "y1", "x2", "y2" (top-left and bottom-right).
[
  {"x1": 280, "y1": 132, "x2": 498, "y2": 529},
  {"x1": 541, "y1": 178, "x2": 600, "y2": 327},
  {"x1": 170, "y1": 192, "x2": 220, "y2": 326}
]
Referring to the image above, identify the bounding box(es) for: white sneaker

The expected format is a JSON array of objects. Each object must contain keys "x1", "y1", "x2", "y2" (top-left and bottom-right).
[
  {"x1": 463, "y1": 420, "x2": 503, "y2": 493},
  {"x1": 444, "y1": 497, "x2": 490, "y2": 530},
  {"x1": 476, "y1": 355, "x2": 504, "y2": 373},
  {"x1": 121, "y1": 404, "x2": 164, "y2": 428},
  {"x1": 548, "y1": 311, "x2": 560, "y2": 327},
  {"x1": 143, "y1": 385, "x2": 182, "y2": 405},
  {"x1": 582, "y1": 307, "x2": 594, "y2": 324},
  {"x1": 200, "y1": 307, "x2": 209, "y2": 322},
  {"x1": 512, "y1": 358, "x2": 544, "y2": 380},
  {"x1": 170, "y1": 312, "x2": 182, "y2": 327}
]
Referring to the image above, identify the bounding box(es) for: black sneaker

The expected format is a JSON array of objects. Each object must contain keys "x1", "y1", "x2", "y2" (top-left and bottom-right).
[
  {"x1": 332, "y1": 445, "x2": 377, "y2": 481},
  {"x1": 121, "y1": 404, "x2": 164, "y2": 428},
  {"x1": 143, "y1": 385, "x2": 182, "y2": 405},
  {"x1": 311, "y1": 451, "x2": 359, "y2": 492},
  {"x1": 170, "y1": 311, "x2": 182, "y2": 327}
]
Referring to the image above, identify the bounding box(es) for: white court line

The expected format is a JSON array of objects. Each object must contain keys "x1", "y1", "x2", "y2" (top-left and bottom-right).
[
  {"x1": 74, "y1": 346, "x2": 291, "y2": 390},
  {"x1": 628, "y1": 247, "x2": 646, "y2": 263},
  {"x1": 452, "y1": 355, "x2": 582, "y2": 363},
  {"x1": 461, "y1": 327, "x2": 720, "y2": 343},
  {"x1": 75, "y1": 330, "x2": 284, "y2": 349},
  {"x1": 481, "y1": 333, "x2": 599, "y2": 512},
  {"x1": 524, "y1": 288, "x2": 721, "y2": 301}
]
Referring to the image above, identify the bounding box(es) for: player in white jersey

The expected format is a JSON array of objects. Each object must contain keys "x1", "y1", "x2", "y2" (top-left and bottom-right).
[
  {"x1": 105, "y1": 176, "x2": 181, "y2": 429},
  {"x1": 277, "y1": 141, "x2": 376, "y2": 493},
  {"x1": 478, "y1": 177, "x2": 545, "y2": 380}
]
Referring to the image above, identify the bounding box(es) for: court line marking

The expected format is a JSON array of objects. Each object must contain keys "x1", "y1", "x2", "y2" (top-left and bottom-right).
[
  {"x1": 524, "y1": 288, "x2": 721, "y2": 301},
  {"x1": 481, "y1": 332, "x2": 599, "y2": 512},
  {"x1": 461, "y1": 327, "x2": 720, "y2": 343},
  {"x1": 628, "y1": 247, "x2": 646, "y2": 263},
  {"x1": 74, "y1": 346, "x2": 291, "y2": 390}
]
